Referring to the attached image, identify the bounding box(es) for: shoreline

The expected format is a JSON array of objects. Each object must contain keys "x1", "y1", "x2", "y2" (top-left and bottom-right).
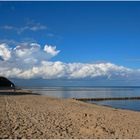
[
  {"x1": 1, "y1": 89, "x2": 140, "y2": 112},
  {"x1": 0, "y1": 94, "x2": 140, "y2": 139},
  {"x1": 0, "y1": 90, "x2": 40, "y2": 95}
]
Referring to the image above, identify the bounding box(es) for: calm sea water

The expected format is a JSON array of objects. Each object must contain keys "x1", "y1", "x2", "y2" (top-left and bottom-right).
[{"x1": 24, "y1": 86, "x2": 140, "y2": 112}]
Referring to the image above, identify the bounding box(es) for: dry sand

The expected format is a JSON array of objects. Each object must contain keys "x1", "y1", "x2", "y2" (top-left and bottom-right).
[{"x1": 0, "y1": 95, "x2": 140, "y2": 139}]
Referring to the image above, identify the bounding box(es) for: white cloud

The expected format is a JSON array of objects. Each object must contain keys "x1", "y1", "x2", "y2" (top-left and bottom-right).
[
  {"x1": 14, "y1": 43, "x2": 41, "y2": 59},
  {"x1": 0, "y1": 44, "x2": 11, "y2": 61},
  {"x1": 0, "y1": 42, "x2": 139, "y2": 80},
  {"x1": 0, "y1": 22, "x2": 47, "y2": 34},
  {"x1": 0, "y1": 43, "x2": 60, "y2": 66},
  {"x1": 44, "y1": 45, "x2": 60, "y2": 57},
  {"x1": 0, "y1": 60, "x2": 136, "y2": 79}
]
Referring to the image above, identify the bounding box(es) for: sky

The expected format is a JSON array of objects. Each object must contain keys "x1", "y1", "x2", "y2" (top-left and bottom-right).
[{"x1": 0, "y1": 1, "x2": 140, "y2": 86}]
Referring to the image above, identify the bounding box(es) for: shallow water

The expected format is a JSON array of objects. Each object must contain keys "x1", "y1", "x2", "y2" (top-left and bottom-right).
[
  {"x1": 24, "y1": 86, "x2": 140, "y2": 98},
  {"x1": 87, "y1": 100, "x2": 140, "y2": 112},
  {"x1": 24, "y1": 86, "x2": 140, "y2": 111}
]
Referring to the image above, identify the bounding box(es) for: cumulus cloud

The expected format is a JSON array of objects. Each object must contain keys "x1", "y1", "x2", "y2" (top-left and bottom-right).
[
  {"x1": 0, "y1": 42, "x2": 140, "y2": 80},
  {"x1": 0, "y1": 43, "x2": 60, "y2": 66},
  {"x1": 0, "y1": 60, "x2": 137, "y2": 79},
  {"x1": 19, "y1": 61, "x2": 132, "y2": 79},
  {"x1": 44, "y1": 45, "x2": 60, "y2": 57},
  {"x1": 0, "y1": 44, "x2": 11, "y2": 61}
]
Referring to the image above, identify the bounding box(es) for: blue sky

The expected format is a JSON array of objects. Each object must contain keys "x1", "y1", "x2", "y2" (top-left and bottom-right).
[
  {"x1": 0, "y1": 2, "x2": 140, "y2": 68},
  {"x1": 1, "y1": 1, "x2": 140, "y2": 86}
]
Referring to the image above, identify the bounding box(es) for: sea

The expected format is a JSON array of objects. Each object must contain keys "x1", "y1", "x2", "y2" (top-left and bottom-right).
[{"x1": 23, "y1": 86, "x2": 140, "y2": 112}]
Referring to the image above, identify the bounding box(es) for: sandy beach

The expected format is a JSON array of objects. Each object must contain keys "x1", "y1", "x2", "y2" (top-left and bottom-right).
[{"x1": 0, "y1": 95, "x2": 140, "y2": 139}]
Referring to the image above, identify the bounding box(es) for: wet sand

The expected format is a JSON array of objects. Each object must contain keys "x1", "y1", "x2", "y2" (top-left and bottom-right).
[{"x1": 0, "y1": 95, "x2": 140, "y2": 139}]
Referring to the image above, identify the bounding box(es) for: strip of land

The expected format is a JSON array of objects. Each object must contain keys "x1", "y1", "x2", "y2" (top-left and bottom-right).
[{"x1": 0, "y1": 95, "x2": 140, "y2": 139}]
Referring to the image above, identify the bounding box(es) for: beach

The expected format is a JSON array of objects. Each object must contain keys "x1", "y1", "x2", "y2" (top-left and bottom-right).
[{"x1": 0, "y1": 95, "x2": 140, "y2": 139}]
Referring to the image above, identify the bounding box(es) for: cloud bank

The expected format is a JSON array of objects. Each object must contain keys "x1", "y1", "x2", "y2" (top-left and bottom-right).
[{"x1": 0, "y1": 43, "x2": 139, "y2": 79}]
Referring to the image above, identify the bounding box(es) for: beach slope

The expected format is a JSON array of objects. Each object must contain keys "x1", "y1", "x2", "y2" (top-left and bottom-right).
[{"x1": 0, "y1": 95, "x2": 140, "y2": 139}]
